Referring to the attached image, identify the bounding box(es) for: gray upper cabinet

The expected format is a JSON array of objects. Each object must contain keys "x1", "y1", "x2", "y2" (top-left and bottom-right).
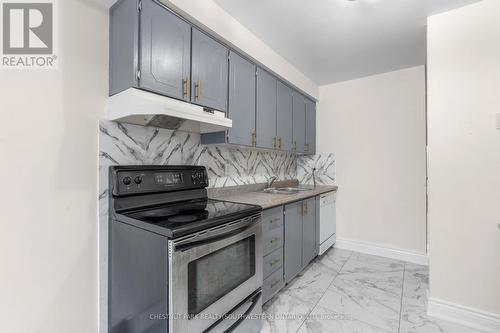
[
  {"x1": 191, "y1": 28, "x2": 229, "y2": 112},
  {"x1": 109, "y1": 0, "x2": 140, "y2": 96},
  {"x1": 292, "y1": 91, "x2": 306, "y2": 154},
  {"x1": 305, "y1": 98, "x2": 316, "y2": 155},
  {"x1": 284, "y1": 201, "x2": 303, "y2": 283},
  {"x1": 139, "y1": 0, "x2": 191, "y2": 100},
  {"x1": 110, "y1": 0, "x2": 316, "y2": 152},
  {"x1": 256, "y1": 68, "x2": 277, "y2": 149},
  {"x1": 277, "y1": 81, "x2": 293, "y2": 151},
  {"x1": 227, "y1": 51, "x2": 256, "y2": 146},
  {"x1": 302, "y1": 197, "x2": 317, "y2": 266}
]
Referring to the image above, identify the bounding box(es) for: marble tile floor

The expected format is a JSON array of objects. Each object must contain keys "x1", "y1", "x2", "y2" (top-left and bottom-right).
[{"x1": 261, "y1": 248, "x2": 484, "y2": 333}]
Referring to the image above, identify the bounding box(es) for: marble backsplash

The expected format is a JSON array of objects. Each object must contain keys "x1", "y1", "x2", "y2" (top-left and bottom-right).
[
  {"x1": 99, "y1": 120, "x2": 297, "y2": 191},
  {"x1": 297, "y1": 153, "x2": 336, "y2": 185}
]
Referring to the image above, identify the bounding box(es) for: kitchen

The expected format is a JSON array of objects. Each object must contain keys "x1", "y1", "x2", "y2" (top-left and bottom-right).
[{"x1": 1, "y1": 0, "x2": 499, "y2": 333}]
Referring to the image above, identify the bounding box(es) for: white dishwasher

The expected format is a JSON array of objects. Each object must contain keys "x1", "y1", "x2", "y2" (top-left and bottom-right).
[{"x1": 319, "y1": 191, "x2": 336, "y2": 255}]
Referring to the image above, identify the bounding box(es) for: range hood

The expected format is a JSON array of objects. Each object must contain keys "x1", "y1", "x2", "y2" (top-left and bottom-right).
[{"x1": 106, "y1": 88, "x2": 232, "y2": 133}]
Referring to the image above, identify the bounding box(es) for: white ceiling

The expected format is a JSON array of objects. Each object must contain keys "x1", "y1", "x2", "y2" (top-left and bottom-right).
[{"x1": 214, "y1": 0, "x2": 480, "y2": 85}]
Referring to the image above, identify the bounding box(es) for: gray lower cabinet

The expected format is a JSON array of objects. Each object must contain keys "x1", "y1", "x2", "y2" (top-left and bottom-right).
[
  {"x1": 191, "y1": 28, "x2": 229, "y2": 112},
  {"x1": 227, "y1": 51, "x2": 256, "y2": 146},
  {"x1": 284, "y1": 197, "x2": 319, "y2": 283},
  {"x1": 262, "y1": 206, "x2": 285, "y2": 303},
  {"x1": 139, "y1": 0, "x2": 191, "y2": 100},
  {"x1": 263, "y1": 247, "x2": 283, "y2": 278},
  {"x1": 262, "y1": 197, "x2": 321, "y2": 303},
  {"x1": 305, "y1": 98, "x2": 317, "y2": 155},
  {"x1": 277, "y1": 81, "x2": 293, "y2": 151},
  {"x1": 256, "y1": 68, "x2": 277, "y2": 149},
  {"x1": 292, "y1": 91, "x2": 306, "y2": 154},
  {"x1": 284, "y1": 201, "x2": 304, "y2": 282},
  {"x1": 263, "y1": 269, "x2": 284, "y2": 304},
  {"x1": 302, "y1": 197, "x2": 317, "y2": 266}
]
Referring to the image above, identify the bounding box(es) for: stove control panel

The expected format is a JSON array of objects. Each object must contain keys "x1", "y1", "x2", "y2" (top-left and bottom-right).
[{"x1": 111, "y1": 166, "x2": 208, "y2": 196}]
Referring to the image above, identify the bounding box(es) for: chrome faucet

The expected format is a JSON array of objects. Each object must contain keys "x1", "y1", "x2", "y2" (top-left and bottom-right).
[{"x1": 266, "y1": 176, "x2": 278, "y2": 189}]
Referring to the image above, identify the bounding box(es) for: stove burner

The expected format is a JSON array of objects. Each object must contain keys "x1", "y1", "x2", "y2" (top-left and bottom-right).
[
  {"x1": 141, "y1": 208, "x2": 179, "y2": 219},
  {"x1": 168, "y1": 215, "x2": 199, "y2": 223}
]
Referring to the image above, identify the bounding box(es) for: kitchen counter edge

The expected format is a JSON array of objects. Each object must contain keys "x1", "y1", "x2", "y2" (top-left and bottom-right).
[{"x1": 209, "y1": 185, "x2": 338, "y2": 210}]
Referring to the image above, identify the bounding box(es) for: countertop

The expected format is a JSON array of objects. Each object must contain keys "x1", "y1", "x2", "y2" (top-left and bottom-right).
[{"x1": 208, "y1": 180, "x2": 338, "y2": 210}]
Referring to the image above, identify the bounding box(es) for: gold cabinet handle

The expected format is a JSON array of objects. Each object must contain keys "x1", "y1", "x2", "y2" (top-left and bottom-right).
[
  {"x1": 293, "y1": 141, "x2": 297, "y2": 152},
  {"x1": 273, "y1": 136, "x2": 277, "y2": 149},
  {"x1": 270, "y1": 259, "x2": 281, "y2": 266},
  {"x1": 299, "y1": 203, "x2": 303, "y2": 216},
  {"x1": 304, "y1": 202, "x2": 308, "y2": 215},
  {"x1": 252, "y1": 130, "x2": 257, "y2": 146},
  {"x1": 183, "y1": 77, "x2": 189, "y2": 98},
  {"x1": 278, "y1": 137, "x2": 282, "y2": 150},
  {"x1": 270, "y1": 217, "x2": 280, "y2": 225},
  {"x1": 194, "y1": 80, "x2": 200, "y2": 100}
]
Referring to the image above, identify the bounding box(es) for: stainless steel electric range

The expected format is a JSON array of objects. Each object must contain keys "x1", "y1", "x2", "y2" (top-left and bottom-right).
[{"x1": 108, "y1": 166, "x2": 263, "y2": 333}]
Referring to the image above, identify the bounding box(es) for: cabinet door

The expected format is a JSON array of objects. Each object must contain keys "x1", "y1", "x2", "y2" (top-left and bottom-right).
[
  {"x1": 256, "y1": 68, "x2": 277, "y2": 149},
  {"x1": 191, "y1": 28, "x2": 229, "y2": 112},
  {"x1": 139, "y1": 1, "x2": 191, "y2": 100},
  {"x1": 292, "y1": 91, "x2": 306, "y2": 153},
  {"x1": 284, "y1": 201, "x2": 303, "y2": 282},
  {"x1": 302, "y1": 197, "x2": 317, "y2": 266},
  {"x1": 277, "y1": 81, "x2": 293, "y2": 151},
  {"x1": 227, "y1": 51, "x2": 256, "y2": 146},
  {"x1": 305, "y1": 98, "x2": 316, "y2": 155}
]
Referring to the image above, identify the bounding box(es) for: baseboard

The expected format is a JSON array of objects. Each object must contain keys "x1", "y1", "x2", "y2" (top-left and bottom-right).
[
  {"x1": 335, "y1": 238, "x2": 428, "y2": 265},
  {"x1": 428, "y1": 298, "x2": 500, "y2": 333}
]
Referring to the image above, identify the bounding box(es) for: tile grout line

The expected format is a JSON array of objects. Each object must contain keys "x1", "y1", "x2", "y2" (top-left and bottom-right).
[
  {"x1": 397, "y1": 263, "x2": 407, "y2": 333},
  {"x1": 294, "y1": 250, "x2": 355, "y2": 333}
]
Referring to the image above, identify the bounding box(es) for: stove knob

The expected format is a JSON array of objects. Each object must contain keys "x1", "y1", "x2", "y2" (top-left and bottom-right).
[
  {"x1": 134, "y1": 176, "x2": 142, "y2": 184},
  {"x1": 123, "y1": 176, "x2": 132, "y2": 186}
]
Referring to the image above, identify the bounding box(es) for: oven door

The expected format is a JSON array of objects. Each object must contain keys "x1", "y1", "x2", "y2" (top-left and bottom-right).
[{"x1": 168, "y1": 214, "x2": 263, "y2": 333}]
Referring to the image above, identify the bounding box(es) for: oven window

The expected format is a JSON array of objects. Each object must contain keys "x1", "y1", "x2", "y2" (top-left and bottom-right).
[{"x1": 187, "y1": 235, "x2": 256, "y2": 316}]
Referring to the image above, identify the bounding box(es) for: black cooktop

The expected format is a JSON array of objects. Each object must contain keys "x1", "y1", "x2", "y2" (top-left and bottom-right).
[
  {"x1": 109, "y1": 166, "x2": 262, "y2": 238},
  {"x1": 118, "y1": 198, "x2": 261, "y2": 238}
]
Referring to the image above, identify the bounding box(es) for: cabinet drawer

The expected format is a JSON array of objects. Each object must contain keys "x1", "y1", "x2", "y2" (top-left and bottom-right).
[
  {"x1": 263, "y1": 227, "x2": 283, "y2": 256},
  {"x1": 262, "y1": 206, "x2": 283, "y2": 232},
  {"x1": 263, "y1": 247, "x2": 283, "y2": 279},
  {"x1": 263, "y1": 268, "x2": 284, "y2": 304}
]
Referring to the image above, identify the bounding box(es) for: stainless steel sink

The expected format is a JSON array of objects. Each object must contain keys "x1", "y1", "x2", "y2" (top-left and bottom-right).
[{"x1": 262, "y1": 187, "x2": 312, "y2": 194}]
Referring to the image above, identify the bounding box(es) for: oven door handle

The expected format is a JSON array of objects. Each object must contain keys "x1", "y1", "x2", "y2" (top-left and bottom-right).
[
  {"x1": 202, "y1": 289, "x2": 262, "y2": 333},
  {"x1": 174, "y1": 217, "x2": 259, "y2": 252},
  {"x1": 223, "y1": 290, "x2": 261, "y2": 333}
]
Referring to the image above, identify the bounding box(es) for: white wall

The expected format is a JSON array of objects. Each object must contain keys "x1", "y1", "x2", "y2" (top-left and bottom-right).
[
  {"x1": 161, "y1": 0, "x2": 319, "y2": 100},
  {"x1": 427, "y1": 0, "x2": 500, "y2": 316},
  {"x1": 0, "y1": 1, "x2": 108, "y2": 332},
  {"x1": 317, "y1": 66, "x2": 427, "y2": 254}
]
